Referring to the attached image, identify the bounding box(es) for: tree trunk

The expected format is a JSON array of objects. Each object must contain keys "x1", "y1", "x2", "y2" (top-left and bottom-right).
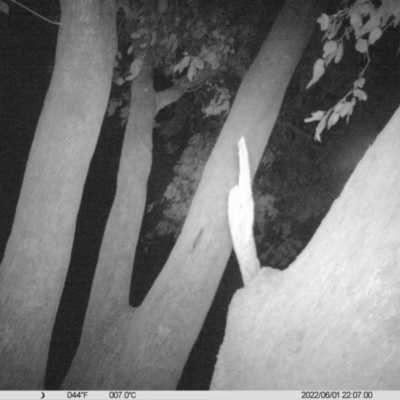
[
  {"x1": 61, "y1": 54, "x2": 157, "y2": 388},
  {"x1": 62, "y1": 48, "x2": 186, "y2": 388},
  {"x1": 211, "y1": 106, "x2": 400, "y2": 390},
  {"x1": 61, "y1": 0, "x2": 327, "y2": 389},
  {"x1": 131, "y1": 0, "x2": 327, "y2": 389},
  {"x1": 0, "y1": 0, "x2": 116, "y2": 389}
]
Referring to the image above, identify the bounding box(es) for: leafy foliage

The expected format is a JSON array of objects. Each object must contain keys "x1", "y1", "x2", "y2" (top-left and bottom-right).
[
  {"x1": 139, "y1": 0, "x2": 395, "y2": 270},
  {"x1": 252, "y1": 122, "x2": 339, "y2": 269},
  {"x1": 143, "y1": 129, "x2": 218, "y2": 251},
  {"x1": 107, "y1": 0, "x2": 253, "y2": 125},
  {"x1": 305, "y1": 0, "x2": 400, "y2": 140}
]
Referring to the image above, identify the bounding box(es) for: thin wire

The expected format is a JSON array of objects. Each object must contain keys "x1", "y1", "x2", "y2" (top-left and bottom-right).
[{"x1": 10, "y1": 0, "x2": 62, "y2": 26}]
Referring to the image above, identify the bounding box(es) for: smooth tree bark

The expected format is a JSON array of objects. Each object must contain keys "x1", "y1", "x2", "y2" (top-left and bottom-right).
[
  {"x1": 0, "y1": 0, "x2": 117, "y2": 389},
  {"x1": 61, "y1": 0, "x2": 327, "y2": 389},
  {"x1": 61, "y1": 54, "x2": 158, "y2": 388},
  {"x1": 62, "y1": 54, "x2": 184, "y2": 388},
  {"x1": 211, "y1": 106, "x2": 400, "y2": 390}
]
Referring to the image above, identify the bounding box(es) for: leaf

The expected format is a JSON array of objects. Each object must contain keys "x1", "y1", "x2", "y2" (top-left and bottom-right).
[
  {"x1": 120, "y1": 104, "x2": 129, "y2": 118},
  {"x1": 306, "y1": 58, "x2": 325, "y2": 89},
  {"x1": 355, "y1": 38, "x2": 368, "y2": 53},
  {"x1": 203, "y1": 87, "x2": 231, "y2": 116},
  {"x1": 355, "y1": 2, "x2": 374, "y2": 17},
  {"x1": 393, "y1": 4, "x2": 400, "y2": 27},
  {"x1": 325, "y1": 49, "x2": 337, "y2": 66},
  {"x1": 131, "y1": 28, "x2": 148, "y2": 39},
  {"x1": 158, "y1": 0, "x2": 168, "y2": 14},
  {"x1": 203, "y1": 49, "x2": 220, "y2": 69},
  {"x1": 368, "y1": 27, "x2": 382, "y2": 44},
  {"x1": 168, "y1": 32, "x2": 177, "y2": 47},
  {"x1": 334, "y1": 101, "x2": 345, "y2": 113},
  {"x1": 314, "y1": 111, "x2": 331, "y2": 142},
  {"x1": 131, "y1": 32, "x2": 142, "y2": 39},
  {"x1": 107, "y1": 99, "x2": 119, "y2": 116},
  {"x1": 359, "y1": 14, "x2": 381, "y2": 37},
  {"x1": 187, "y1": 57, "x2": 204, "y2": 81},
  {"x1": 327, "y1": 112, "x2": 339, "y2": 129},
  {"x1": 0, "y1": 1, "x2": 9, "y2": 14},
  {"x1": 354, "y1": 89, "x2": 367, "y2": 101},
  {"x1": 304, "y1": 110, "x2": 325, "y2": 123},
  {"x1": 353, "y1": 77, "x2": 365, "y2": 88},
  {"x1": 346, "y1": 100, "x2": 356, "y2": 123},
  {"x1": 381, "y1": 1, "x2": 393, "y2": 26},
  {"x1": 127, "y1": 45, "x2": 133, "y2": 55},
  {"x1": 171, "y1": 37, "x2": 178, "y2": 54},
  {"x1": 350, "y1": 12, "x2": 362, "y2": 36},
  {"x1": 166, "y1": 32, "x2": 178, "y2": 54},
  {"x1": 173, "y1": 55, "x2": 191, "y2": 74},
  {"x1": 147, "y1": 202, "x2": 155, "y2": 213},
  {"x1": 127, "y1": 59, "x2": 143, "y2": 81},
  {"x1": 317, "y1": 13, "x2": 330, "y2": 31},
  {"x1": 120, "y1": 105, "x2": 130, "y2": 126},
  {"x1": 338, "y1": 101, "x2": 353, "y2": 118},
  {"x1": 203, "y1": 98, "x2": 230, "y2": 116},
  {"x1": 323, "y1": 40, "x2": 337, "y2": 58},
  {"x1": 334, "y1": 42, "x2": 344, "y2": 63}
]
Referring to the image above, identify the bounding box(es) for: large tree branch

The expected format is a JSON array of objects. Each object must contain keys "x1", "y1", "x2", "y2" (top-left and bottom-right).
[
  {"x1": 156, "y1": 82, "x2": 185, "y2": 112},
  {"x1": 156, "y1": 66, "x2": 223, "y2": 112}
]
